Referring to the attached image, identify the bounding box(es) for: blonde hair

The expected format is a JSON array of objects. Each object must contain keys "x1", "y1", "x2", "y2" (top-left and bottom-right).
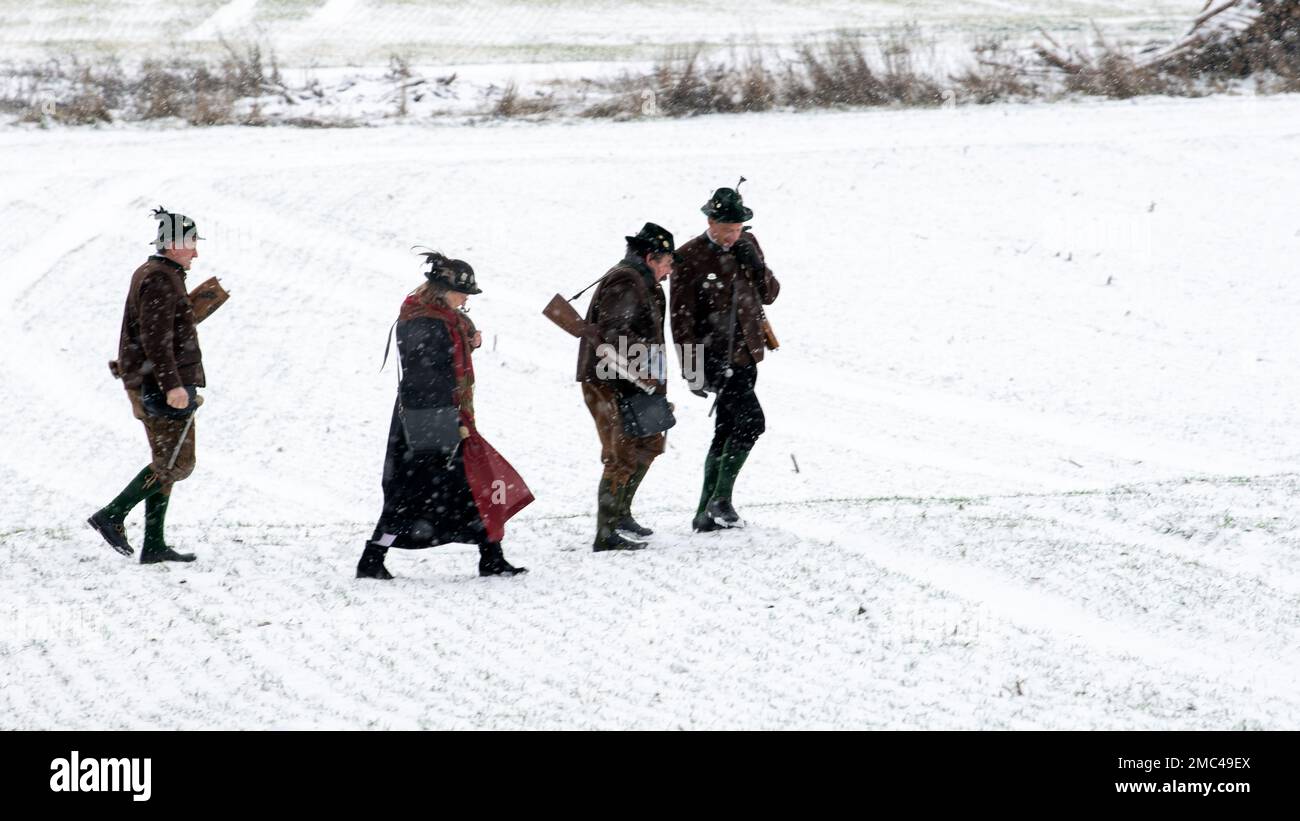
[{"x1": 412, "y1": 279, "x2": 451, "y2": 305}]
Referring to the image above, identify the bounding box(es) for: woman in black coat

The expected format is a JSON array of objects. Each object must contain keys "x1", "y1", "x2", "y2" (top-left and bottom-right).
[{"x1": 356, "y1": 253, "x2": 531, "y2": 580}]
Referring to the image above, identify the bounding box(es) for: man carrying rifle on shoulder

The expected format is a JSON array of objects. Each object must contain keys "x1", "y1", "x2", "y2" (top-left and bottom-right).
[
  {"x1": 670, "y1": 180, "x2": 780, "y2": 532},
  {"x1": 87, "y1": 206, "x2": 229, "y2": 564},
  {"x1": 572, "y1": 223, "x2": 677, "y2": 552}
]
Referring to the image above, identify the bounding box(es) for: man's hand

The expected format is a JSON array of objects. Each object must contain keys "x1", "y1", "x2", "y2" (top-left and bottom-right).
[
  {"x1": 166, "y1": 387, "x2": 190, "y2": 409},
  {"x1": 472, "y1": 331, "x2": 483, "y2": 349},
  {"x1": 732, "y1": 238, "x2": 763, "y2": 272}
]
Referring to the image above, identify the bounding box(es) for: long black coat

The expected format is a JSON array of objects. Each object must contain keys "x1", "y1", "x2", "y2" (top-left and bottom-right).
[{"x1": 372, "y1": 316, "x2": 485, "y2": 548}]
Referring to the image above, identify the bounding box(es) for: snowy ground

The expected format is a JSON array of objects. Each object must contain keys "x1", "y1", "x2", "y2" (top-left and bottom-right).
[
  {"x1": 0, "y1": 1, "x2": 1206, "y2": 65},
  {"x1": 3, "y1": 94, "x2": 1300, "y2": 728}
]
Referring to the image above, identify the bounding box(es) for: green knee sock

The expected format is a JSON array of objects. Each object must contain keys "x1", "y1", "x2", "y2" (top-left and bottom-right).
[
  {"x1": 143, "y1": 492, "x2": 170, "y2": 552},
  {"x1": 101, "y1": 466, "x2": 161, "y2": 522},
  {"x1": 622, "y1": 464, "x2": 649, "y2": 519},
  {"x1": 711, "y1": 440, "x2": 752, "y2": 502},
  {"x1": 696, "y1": 450, "x2": 723, "y2": 516}
]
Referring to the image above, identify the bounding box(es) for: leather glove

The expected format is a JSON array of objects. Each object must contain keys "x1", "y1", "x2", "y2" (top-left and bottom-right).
[{"x1": 732, "y1": 237, "x2": 763, "y2": 272}]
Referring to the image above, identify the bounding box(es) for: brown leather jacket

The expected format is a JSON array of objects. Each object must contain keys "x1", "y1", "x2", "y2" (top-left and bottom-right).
[
  {"x1": 670, "y1": 230, "x2": 780, "y2": 385},
  {"x1": 575, "y1": 254, "x2": 668, "y2": 395},
  {"x1": 115, "y1": 255, "x2": 206, "y2": 391}
]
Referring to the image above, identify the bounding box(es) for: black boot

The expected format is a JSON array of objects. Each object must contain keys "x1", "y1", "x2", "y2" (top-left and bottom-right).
[
  {"x1": 616, "y1": 515, "x2": 653, "y2": 538},
  {"x1": 356, "y1": 541, "x2": 394, "y2": 580},
  {"x1": 87, "y1": 510, "x2": 134, "y2": 556},
  {"x1": 139, "y1": 493, "x2": 196, "y2": 563},
  {"x1": 594, "y1": 477, "x2": 646, "y2": 552},
  {"x1": 692, "y1": 510, "x2": 722, "y2": 533},
  {"x1": 703, "y1": 440, "x2": 749, "y2": 528},
  {"x1": 705, "y1": 497, "x2": 743, "y2": 528},
  {"x1": 597, "y1": 531, "x2": 649, "y2": 551},
  {"x1": 478, "y1": 541, "x2": 527, "y2": 576},
  {"x1": 140, "y1": 546, "x2": 197, "y2": 564},
  {"x1": 692, "y1": 446, "x2": 723, "y2": 532},
  {"x1": 616, "y1": 464, "x2": 653, "y2": 537}
]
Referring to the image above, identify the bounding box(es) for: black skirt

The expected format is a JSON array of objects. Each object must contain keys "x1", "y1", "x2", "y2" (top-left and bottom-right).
[{"x1": 371, "y1": 400, "x2": 485, "y2": 548}]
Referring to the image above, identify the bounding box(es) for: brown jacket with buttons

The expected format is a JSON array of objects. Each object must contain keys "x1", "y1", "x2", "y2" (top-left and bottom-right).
[
  {"x1": 575, "y1": 254, "x2": 668, "y2": 395},
  {"x1": 114, "y1": 255, "x2": 206, "y2": 392},
  {"x1": 669, "y1": 230, "x2": 780, "y2": 387}
]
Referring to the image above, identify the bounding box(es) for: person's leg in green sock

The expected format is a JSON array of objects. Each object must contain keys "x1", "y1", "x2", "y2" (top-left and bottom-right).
[
  {"x1": 695, "y1": 447, "x2": 723, "y2": 517},
  {"x1": 143, "y1": 491, "x2": 169, "y2": 552},
  {"x1": 139, "y1": 488, "x2": 195, "y2": 564},
  {"x1": 691, "y1": 444, "x2": 725, "y2": 532},
  {"x1": 704, "y1": 439, "x2": 752, "y2": 526},
  {"x1": 88, "y1": 466, "x2": 163, "y2": 555},
  {"x1": 704, "y1": 367, "x2": 765, "y2": 527},
  {"x1": 101, "y1": 466, "x2": 162, "y2": 522},
  {"x1": 617, "y1": 463, "x2": 654, "y2": 537},
  {"x1": 711, "y1": 439, "x2": 752, "y2": 502}
]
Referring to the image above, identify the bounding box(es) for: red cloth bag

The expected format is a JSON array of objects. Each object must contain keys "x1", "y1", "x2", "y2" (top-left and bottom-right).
[
  {"x1": 461, "y1": 432, "x2": 534, "y2": 543},
  {"x1": 400, "y1": 294, "x2": 535, "y2": 542}
]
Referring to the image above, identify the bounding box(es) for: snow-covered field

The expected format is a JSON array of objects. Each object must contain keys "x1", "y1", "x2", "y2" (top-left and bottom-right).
[
  {"x1": 3, "y1": 93, "x2": 1300, "y2": 728},
  {"x1": 0, "y1": 0, "x2": 1206, "y2": 65},
  {"x1": 0, "y1": 1, "x2": 1225, "y2": 127}
]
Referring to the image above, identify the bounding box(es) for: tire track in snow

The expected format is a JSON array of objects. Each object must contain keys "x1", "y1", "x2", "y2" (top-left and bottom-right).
[{"x1": 766, "y1": 500, "x2": 1300, "y2": 706}]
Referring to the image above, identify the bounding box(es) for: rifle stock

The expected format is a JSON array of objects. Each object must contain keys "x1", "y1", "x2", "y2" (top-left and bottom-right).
[
  {"x1": 189, "y1": 277, "x2": 230, "y2": 325},
  {"x1": 761, "y1": 316, "x2": 780, "y2": 351},
  {"x1": 543, "y1": 293, "x2": 659, "y2": 392},
  {"x1": 543, "y1": 292, "x2": 600, "y2": 344}
]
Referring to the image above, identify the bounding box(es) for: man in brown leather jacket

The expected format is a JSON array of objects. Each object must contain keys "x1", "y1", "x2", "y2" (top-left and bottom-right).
[
  {"x1": 670, "y1": 182, "x2": 780, "y2": 531},
  {"x1": 88, "y1": 207, "x2": 214, "y2": 564},
  {"x1": 576, "y1": 223, "x2": 675, "y2": 552}
]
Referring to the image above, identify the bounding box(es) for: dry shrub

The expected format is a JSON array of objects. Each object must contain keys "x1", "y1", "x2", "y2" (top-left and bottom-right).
[
  {"x1": 651, "y1": 47, "x2": 725, "y2": 116},
  {"x1": 56, "y1": 63, "x2": 122, "y2": 123},
  {"x1": 1159, "y1": 0, "x2": 1300, "y2": 80},
  {"x1": 579, "y1": 94, "x2": 638, "y2": 119},
  {"x1": 877, "y1": 27, "x2": 947, "y2": 105},
  {"x1": 493, "y1": 82, "x2": 559, "y2": 117},
  {"x1": 789, "y1": 38, "x2": 887, "y2": 107},
  {"x1": 738, "y1": 52, "x2": 778, "y2": 112},
  {"x1": 785, "y1": 32, "x2": 946, "y2": 108},
  {"x1": 218, "y1": 38, "x2": 280, "y2": 99},
  {"x1": 952, "y1": 38, "x2": 1041, "y2": 104},
  {"x1": 1035, "y1": 27, "x2": 1193, "y2": 98},
  {"x1": 135, "y1": 59, "x2": 193, "y2": 119}
]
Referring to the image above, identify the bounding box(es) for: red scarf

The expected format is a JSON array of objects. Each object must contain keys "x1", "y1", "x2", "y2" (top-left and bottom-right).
[{"x1": 398, "y1": 293, "x2": 533, "y2": 542}]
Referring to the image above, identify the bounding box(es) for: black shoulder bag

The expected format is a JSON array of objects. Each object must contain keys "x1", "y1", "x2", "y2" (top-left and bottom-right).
[
  {"x1": 384, "y1": 320, "x2": 463, "y2": 456},
  {"x1": 617, "y1": 390, "x2": 676, "y2": 438}
]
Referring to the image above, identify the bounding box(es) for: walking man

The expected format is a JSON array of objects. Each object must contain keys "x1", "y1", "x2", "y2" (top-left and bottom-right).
[
  {"x1": 88, "y1": 206, "x2": 224, "y2": 563},
  {"x1": 576, "y1": 223, "x2": 676, "y2": 551},
  {"x1": 670, "y1": 181, "x2": 780, "y2": 531}
]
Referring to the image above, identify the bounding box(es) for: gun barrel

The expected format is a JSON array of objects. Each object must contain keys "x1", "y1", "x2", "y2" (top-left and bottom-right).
[{"x1": 596, "y1": 344, "x2": 657, "y2": 394}]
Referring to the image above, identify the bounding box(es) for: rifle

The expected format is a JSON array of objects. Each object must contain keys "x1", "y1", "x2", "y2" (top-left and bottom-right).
[
  {"x1": 189, "y1": 276, "x2": 230, "y2": 324},
  {"x1": 760, "y1": 308, "x2": 780, "y2": 351},
  {"x1": 108, "y1": 277, "x2": 229, "y2": 381},
  {"x1": 542, "y1": 284, "x2": 657, "y2": 395},
  {"x1": 542, "y1": 292, "x2": 600, "y2": 347}
]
